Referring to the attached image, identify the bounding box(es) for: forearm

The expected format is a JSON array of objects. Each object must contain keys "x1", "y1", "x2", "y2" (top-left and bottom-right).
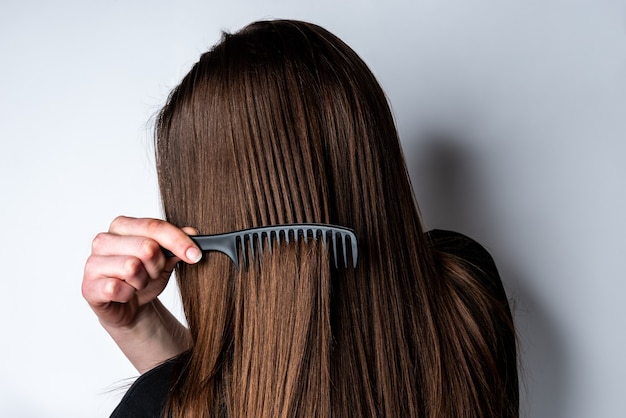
[{"x1": 102, "y1": 298, "x2": 192, "y2": 374}]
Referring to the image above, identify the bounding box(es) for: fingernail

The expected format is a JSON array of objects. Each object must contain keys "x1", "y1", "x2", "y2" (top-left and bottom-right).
[{"x1": 186, "y1": 247, "x2": 202, "y2": 263}]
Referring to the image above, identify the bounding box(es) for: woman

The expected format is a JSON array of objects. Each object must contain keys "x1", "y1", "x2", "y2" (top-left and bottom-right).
[{"x1": 83, "y1": 19, "x2": 518, "y2": 417}]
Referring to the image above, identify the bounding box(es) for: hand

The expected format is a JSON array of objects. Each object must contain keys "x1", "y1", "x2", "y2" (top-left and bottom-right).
[{"x1": 82, "y1": 216, "x2": 202, "y2": 329}]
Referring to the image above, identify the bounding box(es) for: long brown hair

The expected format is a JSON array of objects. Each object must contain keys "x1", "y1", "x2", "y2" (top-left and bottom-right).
[{"x1": 155, "y1": 19, "x2": 518, "y2": 417}]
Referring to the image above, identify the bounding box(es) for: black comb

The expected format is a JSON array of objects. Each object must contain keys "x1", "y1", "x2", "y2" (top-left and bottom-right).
[{"x1": 163, "y1": 223, "x2": 357, "y2": 270}]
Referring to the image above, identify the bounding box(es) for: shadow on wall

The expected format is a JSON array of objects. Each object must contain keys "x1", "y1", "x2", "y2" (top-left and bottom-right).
[{"x1": 409, "y1": 132, "x2": 569, "y2": 418}]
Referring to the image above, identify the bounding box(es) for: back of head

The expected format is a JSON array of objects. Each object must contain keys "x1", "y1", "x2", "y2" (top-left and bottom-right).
[
  {"x1": 157, "y1": 19, "x2": 416, "y2": 241},
  {"x1": 155, "y1": 19, "x2": 517, "y2": 418}
]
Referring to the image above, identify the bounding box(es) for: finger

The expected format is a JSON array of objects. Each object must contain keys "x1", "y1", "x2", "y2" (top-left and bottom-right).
[
  {"x1": 82, "y1": 277, "x2": 139, "y2": 328},
  {"x1": 179, "y1": 227, "x2": 201, "y2": 264},
  {"x1": 82, "y1": 271, "x2": 138, "y2": 306},
  {"x1": 109, "y1": 216, "x2": 202, "y2": 264},
  {"x1": 84, "y1": 254, "x2": 151, "y2": 292},
  {"x1": 182, "y1": 226, "x2": 200, "y2": 236},
  {"x1": 91, "y1": 233, "x2": 166, "y2": 280}
]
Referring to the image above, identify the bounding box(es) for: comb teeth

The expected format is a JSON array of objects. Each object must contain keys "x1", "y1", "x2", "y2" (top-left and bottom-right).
[
  {"x1": 231, "y1": 224, "x2": 358, "y2": 269},
  {"x1": 164, "y1": 223, "x2": 358, "y2": 271},
  {"x1": 234, "y1": 224, "x2": 357, "y2": 271}
]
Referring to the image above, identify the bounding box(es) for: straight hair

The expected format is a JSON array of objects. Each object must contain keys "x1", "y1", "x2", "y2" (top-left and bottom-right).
[{"x1": 155, "y1": 19, "x2": 518, "y2": 417}]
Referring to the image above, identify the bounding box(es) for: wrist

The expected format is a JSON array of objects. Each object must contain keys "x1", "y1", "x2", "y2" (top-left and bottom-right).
[{"x1": 102, "y1": 299, "x2": 190, "y2": 373}]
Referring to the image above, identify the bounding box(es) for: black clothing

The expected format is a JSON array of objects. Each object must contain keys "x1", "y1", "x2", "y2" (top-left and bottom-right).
[
  {"x1": 110, "y1": 230, "x2": 508, "y2": 418},
  {"x1": 110, "y1": 355, "x2": 183, "y2": 418}
]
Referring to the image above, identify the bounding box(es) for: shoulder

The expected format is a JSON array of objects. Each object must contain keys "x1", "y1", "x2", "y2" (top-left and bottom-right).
[
  {"x1": 110, "y1": 353, "x2": 188, "y2": 418},
  {"x1": 426, "y1": 229, "x2": 497, "y2": 271},
  {"x1": 425, "y1": 229, "x2": 506, "y2": 302}
]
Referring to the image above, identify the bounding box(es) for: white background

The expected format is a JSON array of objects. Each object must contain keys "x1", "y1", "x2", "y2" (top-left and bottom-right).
[{"x1": 1, "y1": 1, "x2": 624, "y2": 417}]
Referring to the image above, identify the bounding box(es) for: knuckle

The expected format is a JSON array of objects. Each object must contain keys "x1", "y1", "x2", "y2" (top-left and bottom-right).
[
  {"x1": 123, "y1": 257, "x2": 144, "y2": 278},
  {"x1": 110, "y1": 215, "x2": 128, "y2": 230},
  {"x1": 91, "y1": 233, "x2": 107, "y2": 251},
  {"x1": 144, "y1": 218, "x2": 165, "y2": 235},
  {"x1": 103, "y1": 280, "x2": 121, "y2": 300},
  {"x1": 171, "y1": 236, "x2": 193, "y2": 255},
  {"x1": 80, "y1": 279, "x2": 92, "y2": 300},
  {"x1": 83, "y1": 255, "x2": 100, "y2": 280},
  {"x1": 83, "y1": 256, "x2": 94, "y2": 276},
  {"x1": 139, "y1": 239, "x2": 161, "y2": 260}
]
